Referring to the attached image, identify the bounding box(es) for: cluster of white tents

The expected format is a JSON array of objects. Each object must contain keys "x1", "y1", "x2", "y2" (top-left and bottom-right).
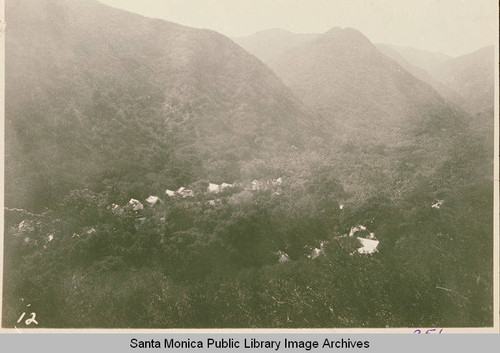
[
  {"x1": 207, "y1": 182, "x2": 234, "y2": 194},
  {"x1": 110, "y1": 197, "x2": 156, "y2": 214},
  {"x1": 207, "y1": 177, "x2": 283, "y2": 194},
  {"x1": 276, "y1": 224, "x2": 380, "y2": 264},
  {"x1": 116, "y1": 178, "x2": 285, "y2": 214},
  {"x1": 116, "y1": 182, "x2": 237, "y2": 213},
  {"x1": 165, "y1": 186, "x2": 195, "y2": 199}
]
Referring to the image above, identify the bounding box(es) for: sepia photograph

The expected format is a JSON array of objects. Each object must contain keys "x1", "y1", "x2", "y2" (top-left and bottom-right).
[{"x1": 1, "y1": 0, "x2": 498, "y2": 330}]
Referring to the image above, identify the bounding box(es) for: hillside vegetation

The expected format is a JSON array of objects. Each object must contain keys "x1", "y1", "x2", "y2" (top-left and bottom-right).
[
  {"x1": 6, "y1": 0, "x2": 314, "y2": 211},
  {"x1": 3, "y1": 0, "x2": 494, "y2": 328}
]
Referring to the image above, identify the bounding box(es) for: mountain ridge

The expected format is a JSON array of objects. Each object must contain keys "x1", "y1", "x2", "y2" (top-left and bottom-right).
[
  {"x1": 6, "y1": 0, "x2": 315, "y2": 209},
  {"x1": 269, "y1": 26, "x2": 474, "y2": 201}
]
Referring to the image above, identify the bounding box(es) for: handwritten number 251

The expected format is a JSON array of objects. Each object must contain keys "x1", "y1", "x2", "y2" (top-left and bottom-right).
[{"x1": 414, "y1": 329, "x2": 443, "y2": 334}]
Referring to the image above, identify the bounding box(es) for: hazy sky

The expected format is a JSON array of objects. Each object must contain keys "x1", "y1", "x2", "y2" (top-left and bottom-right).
[{"x1": 98, "y1": 0, "x2": 497, "y2": 57}]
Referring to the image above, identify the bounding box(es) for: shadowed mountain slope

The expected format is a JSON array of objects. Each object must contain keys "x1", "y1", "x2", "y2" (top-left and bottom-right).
[
  {"x1": 271, "y1": 28, "x2": 464, "y2": 136},
  {"x1": 270, "y1": 27, "x2": 482, "y2": 200},
  {"x1": 378, "y1": 44, "x2": 495, "y2": 147},
  {"x1": 381, "y1": 44, "x2": 451, "y2": 77},
  {"x1": 436, "y1": 46, "x2": 495, "y2": 116},
  {"x1": 375, "y1": 43, "x2": 464, "y2": 108},
  {"x1": 6, "y1": 0, "x2": 313, "y2": 209}
]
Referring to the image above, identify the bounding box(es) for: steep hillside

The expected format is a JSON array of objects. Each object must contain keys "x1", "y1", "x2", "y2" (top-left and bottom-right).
[
  {"x1": 377, "y1": 44, "x2": 495, "y2": 146},
  {"x1": 6, "y1": 0, "x2": 312, "y2": 210},
  {"x1": 376, "y1": 43, "x2": 464, "y2": 108},
  {"x1": 379, "y1": 44, "x2": 495, "y2": 117},
  {"x1": 271, "y1": 27, "x2": 479, "y2": 201},
  {"x1": 383, "y1": 44, "x2": 451, "y2": 77},
  {"x1": 3, "y1": 4, "x2": 493, "y2": 329},
  {"x1": 436, "y1": 46, "x2": 495, "y2": 116},
  {"x1": 232, "y1": 29, "x2": 318, "y2": 66},
  {"x1": 272, "y1": 27, "x2": 464, "y2": 138}
]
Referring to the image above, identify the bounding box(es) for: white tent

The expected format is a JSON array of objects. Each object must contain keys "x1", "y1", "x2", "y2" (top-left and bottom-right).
[
  {"x1": 272, "y1": 177, "x2": 283, "y2": 186},
  {"x1": 432, "y1": 200, "x2": 444, "y2": 209},
  {"x1": 356, "y1": 237, "x2": 379, "y2": 254},
  {"x1": 251, "y1": 180, "x2": 262, "y2": 191},
  {"x1": 279, "y1": 253, "x2": 290, "y2": 263},
  {"x1": 207, "y1": 183, "x2": 220, "y2": 194},
  {"x1": 165, "y1": 189, "x2": 176, "y2": 197},
  {"x1": 309, "y1": 241, "x2": 325, "y2": 259},
  {"x1": 146, "y1": 195, "x2": 160, "y2": 206},
  {"x1": 128, "y1": 198, "x2": 144, "y2": 211},
  {"x1": 349, "y1": 225, "x2": 367, "y2": 237},
  {"x1": 275, "y1": 250, "x2": 290, "y2": 263},
  {"x1": 220, "y1": 182, "x2": 233, "y2": 191},
  {"x1": 310, "y1": 248, "x2": 322, "y2": 259},
  {"x1": 177, "y1": 187, "x2": 194, "y2": 198}
]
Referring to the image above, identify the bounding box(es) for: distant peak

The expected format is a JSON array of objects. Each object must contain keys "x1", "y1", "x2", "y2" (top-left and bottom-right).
[
  {"x1": 325, "y1": 26, "x2": 342, "y2": 34},
  {"x1": 256, "y1": 28, "x2": 293, "y2": 35},
  {"x1": 240, "y1": 28, "x2": 297, "y2": 39},
  {"x1": 322, "y1": 26, "x2": 373, "y2": 45},
  {"x1": 341, "y1": 27, "x2": 365, "y2": 36},
  {"x1": 324, "y1": 27, "x2": 366, "y2": 37}
]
